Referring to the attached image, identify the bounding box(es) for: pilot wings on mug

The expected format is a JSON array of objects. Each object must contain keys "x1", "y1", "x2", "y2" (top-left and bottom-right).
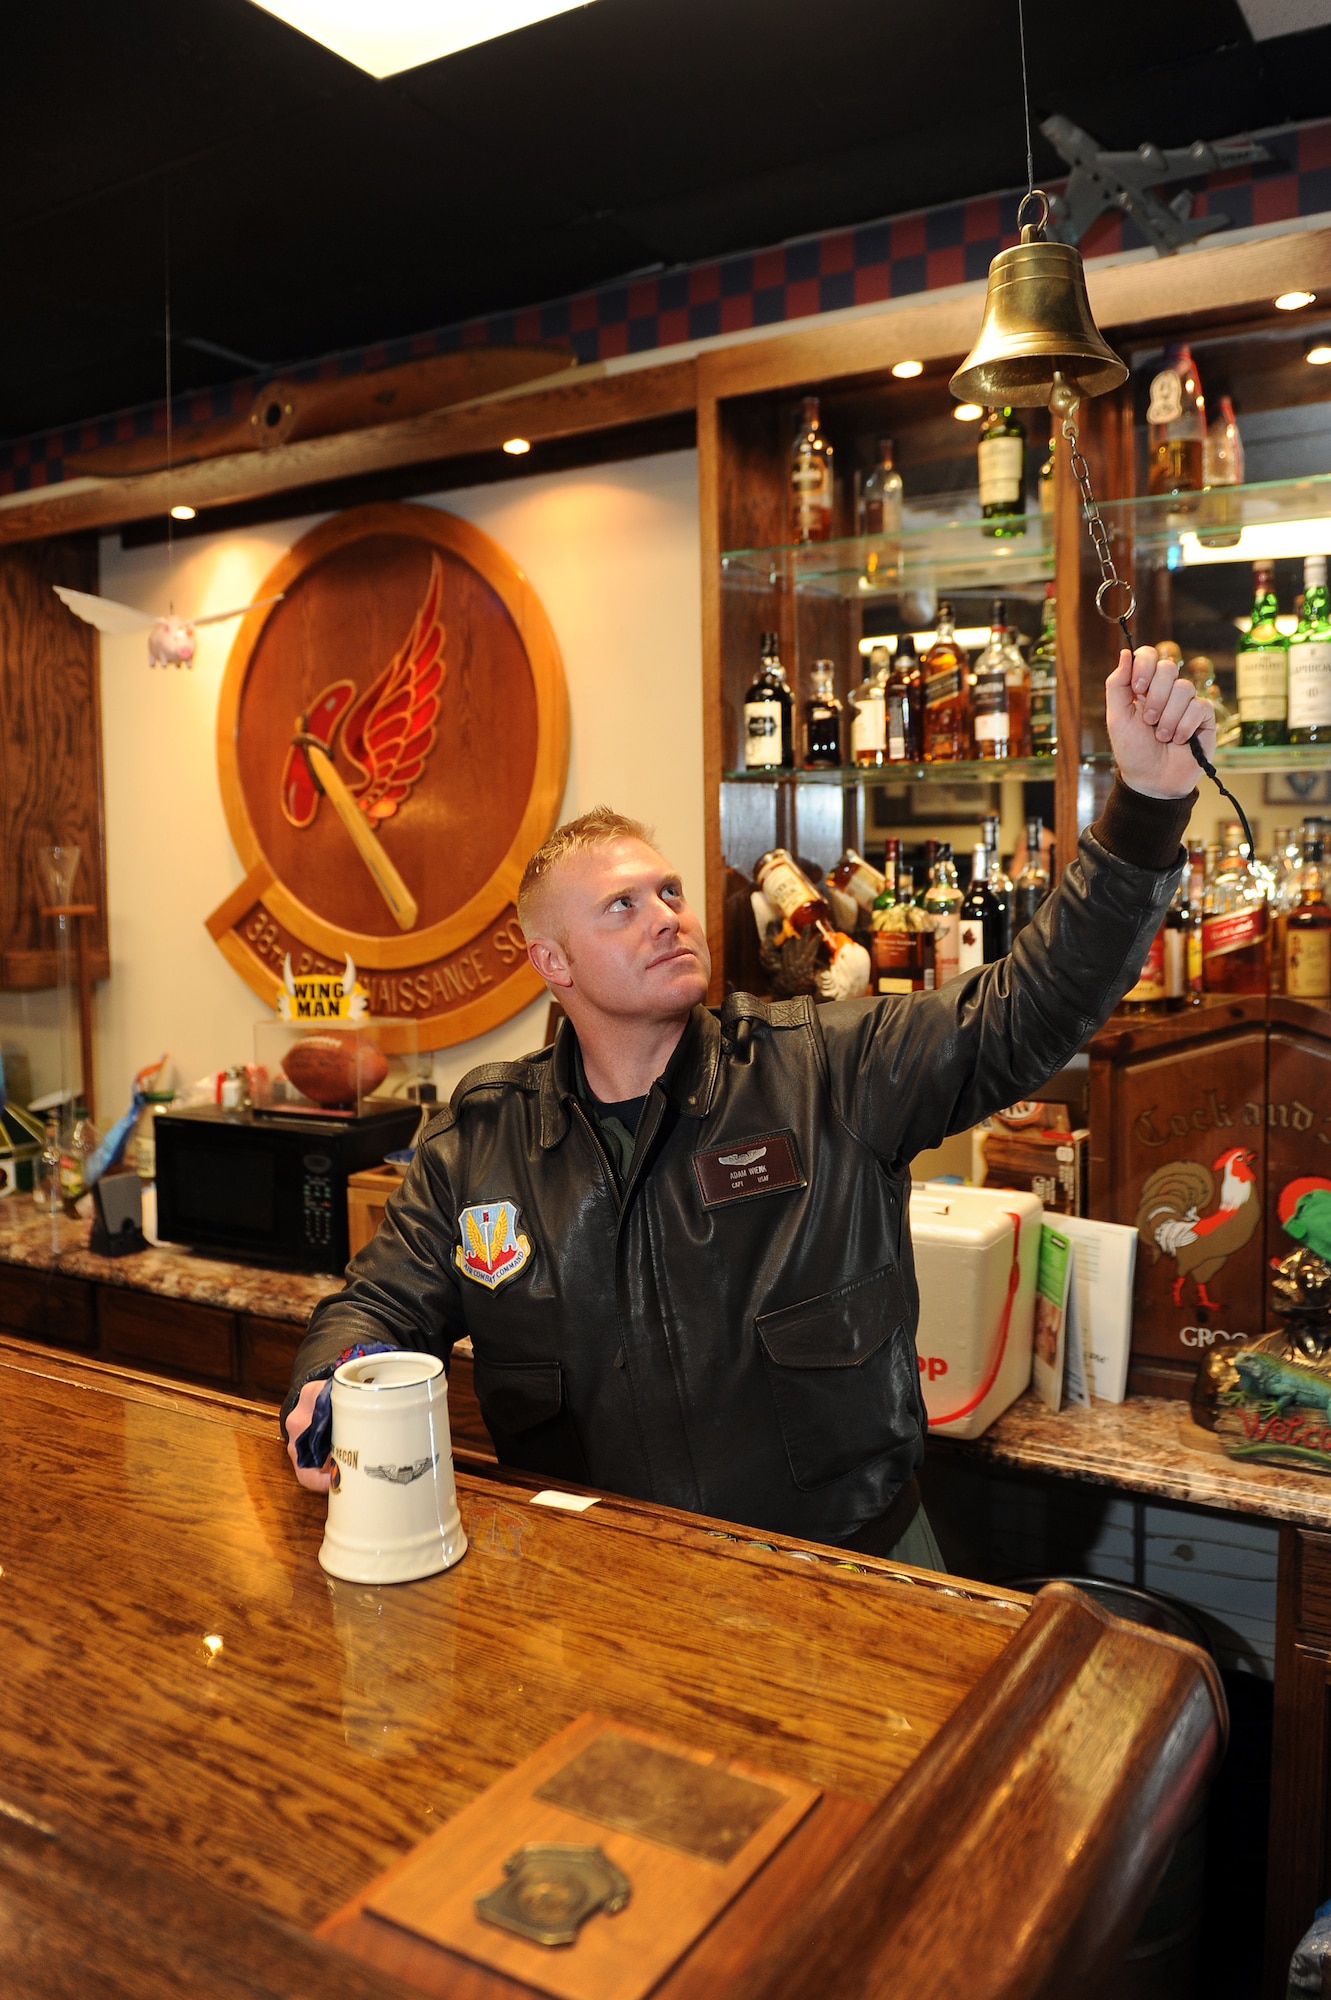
[{"x1": 692, "y1": 1132, "x2": 806, "y2": 1208}]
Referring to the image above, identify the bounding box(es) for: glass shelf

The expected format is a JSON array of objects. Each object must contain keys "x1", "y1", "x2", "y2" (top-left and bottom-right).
[
  {"x1": 720, "y1": 512, "x2": 1054, "y2": 599},
  {"x1": 1096, "y1": 473, "x2": 1331, "y2": 567},
  {"x1": 723, "y1": 743, "x2": 1331, "y2": 785}
]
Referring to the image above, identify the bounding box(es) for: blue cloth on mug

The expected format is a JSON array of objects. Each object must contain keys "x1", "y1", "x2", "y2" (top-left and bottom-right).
[{"x1": 294, "y1": 1342, "x2": 397, "y2": 1469}]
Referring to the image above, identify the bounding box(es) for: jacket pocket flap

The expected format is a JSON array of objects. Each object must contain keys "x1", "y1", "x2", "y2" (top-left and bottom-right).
[
  {"x1": 757, "y1": 1264, "x2": 903, "y2": 1370},
  {"x1": 471, "y1": 1357, "x2": 563, "y2": 1433}
]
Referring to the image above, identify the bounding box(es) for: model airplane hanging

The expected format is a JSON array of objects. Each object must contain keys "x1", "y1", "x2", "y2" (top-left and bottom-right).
[
  {"x1": 1041, "y1": 114, "x2": 1272, "y2": 256},
  {"x1": 52, "y1": 584, "x2": 283, "y2": 667}
]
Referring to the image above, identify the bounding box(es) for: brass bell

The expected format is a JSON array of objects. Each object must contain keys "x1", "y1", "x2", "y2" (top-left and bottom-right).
[{"x1": 950, "y1": 193, "x2": 1128, "y2": 409}]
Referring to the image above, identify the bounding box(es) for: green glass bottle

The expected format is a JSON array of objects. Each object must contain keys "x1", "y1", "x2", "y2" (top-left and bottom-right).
[
  {"x1": 1288, "y1": 554, "x2": 1331, "y2": 745},
  {"x1": 1236, "y1": 562, "x2": 1288, "y2": 747},
  {"x1": 978, "y1": 406, "x2": 1027, "y2": 539},
  {"x1": 1029, "y1": 586, "x2": 1057, "y2": 757}
]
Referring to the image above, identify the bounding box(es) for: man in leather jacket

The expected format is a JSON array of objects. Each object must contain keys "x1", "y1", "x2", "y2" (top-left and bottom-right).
[{"x1": 282, "y1": 647, "x2": 1213, "y2": 1565}]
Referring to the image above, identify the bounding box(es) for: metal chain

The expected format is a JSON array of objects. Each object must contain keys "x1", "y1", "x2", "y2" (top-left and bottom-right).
[{"x1": 1059, "y1": 408, "x2": 1136, "y2": 640}]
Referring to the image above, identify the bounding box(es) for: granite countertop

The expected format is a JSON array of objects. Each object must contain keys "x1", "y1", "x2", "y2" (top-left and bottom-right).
[
  {"x1": 955, "y1": 1390, "x2": 1331, "y2": 1532},
  {"x1": 0, "y1": 1199, "x2": 341, "y2": 1324}
]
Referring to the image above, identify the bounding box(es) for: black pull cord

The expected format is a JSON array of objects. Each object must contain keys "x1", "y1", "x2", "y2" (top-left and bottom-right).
[{"x1": 1117, "y1": 607, "x2": 1256, "y2": 862}]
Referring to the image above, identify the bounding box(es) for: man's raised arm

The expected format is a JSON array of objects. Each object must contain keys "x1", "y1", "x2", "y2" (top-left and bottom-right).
[{"x1": 819, "y1": 645, "x2": 1215, "y2": 1168}]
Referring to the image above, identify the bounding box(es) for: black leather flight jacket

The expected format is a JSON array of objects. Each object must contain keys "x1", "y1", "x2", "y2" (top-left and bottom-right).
[{"x1": 283, "y1": 804, "x2": 1184, "y2": 1545}]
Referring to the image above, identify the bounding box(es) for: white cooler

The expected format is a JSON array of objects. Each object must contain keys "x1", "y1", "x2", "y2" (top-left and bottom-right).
[{"x1": 910, "y1": 1182, "x2": 1043, "y2": 1438}]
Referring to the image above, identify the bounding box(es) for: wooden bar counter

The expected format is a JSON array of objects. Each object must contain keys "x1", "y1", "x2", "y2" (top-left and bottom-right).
[{"x1": 0, "y1": 1334, "x2": 1226, "y2": 2000}]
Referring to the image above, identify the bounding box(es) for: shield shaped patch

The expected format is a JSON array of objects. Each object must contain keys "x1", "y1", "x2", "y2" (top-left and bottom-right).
[{"x1": 455, "y1": 1201, "x2": 533, "y2": 1291}]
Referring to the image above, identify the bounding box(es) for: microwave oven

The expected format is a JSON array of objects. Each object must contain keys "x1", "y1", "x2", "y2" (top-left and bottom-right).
[{"x1": 153, "y1": 1102, "x2": 421, "y2": 1274}]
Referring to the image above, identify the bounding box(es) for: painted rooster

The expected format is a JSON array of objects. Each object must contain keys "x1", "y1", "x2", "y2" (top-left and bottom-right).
[{"x1": 1135, "y1": 1145, "x2": 1261, "y2": 1310}]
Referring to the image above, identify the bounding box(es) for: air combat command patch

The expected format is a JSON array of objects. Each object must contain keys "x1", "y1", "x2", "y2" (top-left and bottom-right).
[{"x1": 455, "y1": 1202, "x2": 533, "y2": 1290}]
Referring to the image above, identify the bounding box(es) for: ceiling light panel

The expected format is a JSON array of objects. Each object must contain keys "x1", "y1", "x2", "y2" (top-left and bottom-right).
[{"x1": 247, "y1": 0, "x2": 594, "y2": 77}]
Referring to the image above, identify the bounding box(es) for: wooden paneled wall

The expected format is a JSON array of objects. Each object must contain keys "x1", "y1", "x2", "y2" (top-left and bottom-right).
[{"x1": 0, "y1": 535, "x2": 108, "y2": 988}]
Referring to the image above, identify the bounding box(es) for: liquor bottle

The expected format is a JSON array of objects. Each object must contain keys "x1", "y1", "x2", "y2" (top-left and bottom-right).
[
  {"x1": 1146, "y1": 342, "x2": 1206, "y2": 501},
  {"x1": 1121, "y1": 919, "x2": 1169, "y2": 1014},
  {"x1": 1202, "y1": 822, "x2": 1268, "y2": 994},
  {"x1": 1288, "y1": 554, "x2": 1331, "y2": 744},
  {"x1": 859, "y1": 437, "x2": 903, "y2": 537},
  {"x1": 1285, "y1": 838, "x2": 1331, "y2": 1001},
  {"x1": 1011, "y1": 818, "x2": 1050, "y2": 942},
  {"x1": 62, "y1": 1103, "x2": 96, "y2": 1203},
  {"x1": 850, "y1": 646, "x2": 888, "y2": 767},
  {"x1": 1236, "y1": 563, "x2": 1288, "y2": 747},
  {"x1": 1029, "y1": 586, "x2": 1057, "y2": 757},
  {"x1": 1182, "y1": 649, "x2": 1239, "y2": 746},
  {"x1": 1003, "y1": 625, "x2": 1032, "y2": 757},
  {"x1": 922, "y1": 602, "x2": 971, "y2": 762},
  {"x1": 959, "y1": 842, "x2": 1004, "y2": 972},
  {"x1": 982, "y1": 813, "x2": 1014, "y2": 954},
  {"x1": 802, "y1": 659, "x2": 844, "y2": 768},
  {"x1": 1039, "y1": 435, "x2": 1056, "y2": 517},
  {"x1": 828, "y1": 849, "x2": 885, "y2": 929},
  {"x1": 915, "y1": 841, "x2": 939, "y2": 907},
  {"x1": 790, "y1": 395, "x2": 834, "y2": 543},
  {"x1": 885, "y1": 634, "x2": 922, "y2": 762},
  {"x1": 1197, "y1": 393, "x2": 1245, "y2": 549},
  {"x1": 742, "y1": 632, "x2": 795, "y2": 770},
  {"x1": 1268, "y1": 826, "x2": 1300, "y2": 997},
  {"x1": 923, "y1": 843, "x2": 963, "y2": 985},
  {"x1": 872, "y1": 842, "x2": 935, "y2": 994},
  {"x1": 1164, "y1": 881, "x2": 1187, "y2": 1010},
  {"x1": 1182, "y1": 845, "x2": 1206, "y2": 1004},
  {"x1": 970, "y1": 604, "x2": 1008, "y2": 759},
  {"x1": 871, "y1": 840, "x2": 900, "y2": 916},
  {"x1": 754, "y1": 849, "x2": 840, "y2": 950},
  {"x1": 978, "y1": 406, "x2": 1027, "y2": 537}
]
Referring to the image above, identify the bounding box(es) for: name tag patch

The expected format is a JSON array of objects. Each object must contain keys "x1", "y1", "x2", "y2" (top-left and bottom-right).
[{"x1": 692, "y1": 1130, "x2": 805, "y2": 1208}]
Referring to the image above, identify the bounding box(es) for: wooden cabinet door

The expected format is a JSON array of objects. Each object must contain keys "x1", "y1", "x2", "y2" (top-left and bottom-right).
[
  {"x1": 98, "y1": 1288, "x2": 236, "y2": 1383},
  {"x1": 0, "y1": 1268, "x2": 96, "y2": 1347},
  {"x1": 1091, "y1": 1018, "x2": 1268, "y2": 1395}
]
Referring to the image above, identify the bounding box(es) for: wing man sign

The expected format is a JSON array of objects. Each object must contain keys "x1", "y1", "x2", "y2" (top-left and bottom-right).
[{"x1": 207, "y1": 503, "x2": 569, "y2": 1051}]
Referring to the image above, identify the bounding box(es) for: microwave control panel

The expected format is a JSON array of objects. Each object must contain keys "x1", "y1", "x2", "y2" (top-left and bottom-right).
[{"x1": 301, "y1": 1151, "x2": 335, "y2": 1249}]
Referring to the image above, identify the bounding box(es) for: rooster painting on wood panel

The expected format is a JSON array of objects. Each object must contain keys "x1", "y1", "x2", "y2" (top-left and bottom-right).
[{"x1": 1134, "y1": 1146, "x2": 1261, "y2": 1310}]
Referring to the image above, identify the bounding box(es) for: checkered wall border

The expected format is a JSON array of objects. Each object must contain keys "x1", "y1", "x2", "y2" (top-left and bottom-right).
[{"x1": 6, "y1": 118, "x2": 1330, "y2": 498}]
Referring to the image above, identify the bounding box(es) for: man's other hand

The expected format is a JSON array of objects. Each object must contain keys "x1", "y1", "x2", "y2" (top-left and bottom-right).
[
  {"x1": 1106, "y1": 646, "x2": 1216, "y2": 800},
  {"x1": 284, "y1": 1378, "x2": 332, "y2": 1492}
]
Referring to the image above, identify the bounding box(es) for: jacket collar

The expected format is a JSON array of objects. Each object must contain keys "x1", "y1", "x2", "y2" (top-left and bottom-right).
[{"x1": 538, "y1": 1004, "x2": 722, "y2": 1148}]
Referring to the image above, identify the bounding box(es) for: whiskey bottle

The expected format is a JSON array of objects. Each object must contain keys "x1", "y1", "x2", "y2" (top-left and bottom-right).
[
  {"x1": 790, "y1": 395, "x2": 834, "y2": 543},
  {"x1": 1197, "y1": 393, "x2": 1245, "y2": 550},
  {"x1": 850, "y1": 646, "x2": 889, "y2": 767},
  {"x1": 1182, "y1": 848, "x2": 1206, "y2": 1005},
  {"x1": 1268, "y1": 826, "x2": 1300, "y2": 997},
  {"x1": 1011, "y1": 817, "x2": 1050, "y2": 942},
  {"x1": 1285, "y1": 837, "x2": 1331, "y2": 1001},
  {"x1": 1202, "y1": 822, "x2": 1269, "y2": 994},
  {"x1": 970, "y1": 604, "x2": 1010, "y2": 759},
  {"x1": 828, "y1": 849, "x2": 885, "y2": 928},
  {"x1": 982, "y1": 813, "x2": 1013, "y2": 954},
  {"x1": 1146, "y1": 343, "x2": 1206, "y2": 502},
  {"x1": 871, "y1": 844, "x2": 936, "y2": 994},
  {"x1": 922, "y1": 602, "x2": 971, "y2": 762},
  {"x1": 754, "y1": 849, "x2": 839, "y2": 948},
  {"x1": 1288, "y1": 555, "x2": 1331, "y2": 744},
  {"x1": 859, "y1": 437, "x2": 903, "y2": 537},
  {"x1": 958, "y1": 842, "x2": 1004, "y2": 972},
  {"x1": 1121, "y1": 919, "x2": 1169, "y2": 1014},
  {"x1": 885, "y1": 634, "x2": 922, "y2": 762},
  {"x1": 923, "y1": 842, "x2": 963, "y2": 985},
  {"x1": 1237, "y1": 563, "x2": 1288, "y2": 747},
  {"x1": 1028, "y1": 587, "x2": 1057, "y2": 757},
  {"x1": 978, "y1": 406, "x2": 1027, "y2": 538},
  {"x1": 802, "y1": 659, "x2": 844, "y2": 768},
  {"x1": 1164, "y1": 882, "x2": 1187, "y2": 1011},
  {"x1": 742, "y1": 632, "x2": 794, "y2": 770}
]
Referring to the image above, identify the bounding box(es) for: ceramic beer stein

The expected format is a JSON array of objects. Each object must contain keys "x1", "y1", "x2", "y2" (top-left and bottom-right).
[{"x1": 319, "y1": 1351, "x2": 467, "y2": 1584}]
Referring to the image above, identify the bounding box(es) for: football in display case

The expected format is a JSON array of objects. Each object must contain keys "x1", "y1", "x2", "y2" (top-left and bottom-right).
[{"x1": 251, "y1": 1018, "x2": 426, "y2": 1119}]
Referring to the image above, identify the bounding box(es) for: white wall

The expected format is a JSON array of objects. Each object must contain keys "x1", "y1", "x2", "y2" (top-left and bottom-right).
[{"x1": 41, "y1": 450, "x2": 701, "y2": 1115}]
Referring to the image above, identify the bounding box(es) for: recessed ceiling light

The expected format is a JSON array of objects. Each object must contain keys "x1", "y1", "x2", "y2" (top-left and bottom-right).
[
  {"x1": 502, "y1": 437, "x2": 531, "y2": 455},
  {"x1": 1276, "y1": 290, "x2": 1317, "y2": 310},
  {"x1": 891, "y1": 360, "x2": 924, "y2": 379},
  {"x1": 1308, "y1": 345, "x2": 1331, "y2": 365},
  {"x1": 170, "y1": 504, "x2": 196, "y2": 521},
  {"x1": 246, "y1": 0, "x2": 592, "y2": 77},
  {"x1": 953, "y1": 403, "x2": 984, "y2": 422}
]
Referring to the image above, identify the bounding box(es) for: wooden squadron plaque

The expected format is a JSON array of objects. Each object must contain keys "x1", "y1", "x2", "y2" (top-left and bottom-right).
[{"x1": 207, "y1": 502, "x2": 568, "y2": 1050}]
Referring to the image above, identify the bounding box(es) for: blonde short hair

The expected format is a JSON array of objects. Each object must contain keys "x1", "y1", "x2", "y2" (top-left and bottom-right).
[{"x1": 517, "y1": 806, "x2": 655, "y2": 935}]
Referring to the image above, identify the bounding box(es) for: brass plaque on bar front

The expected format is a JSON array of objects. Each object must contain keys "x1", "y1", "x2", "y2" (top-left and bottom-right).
[{"x1": 535, "y1": 1730, "x2": 783, "y2": 1865}]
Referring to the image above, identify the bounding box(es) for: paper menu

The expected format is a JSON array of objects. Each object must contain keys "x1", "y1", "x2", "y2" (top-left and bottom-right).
[
  {"x1": 1032, "y1": 1224, "x2": 1073, "y2": 1413},
  {"x1": 1058, "y1": 1214, "x2": 1138, "y2": 1404}
]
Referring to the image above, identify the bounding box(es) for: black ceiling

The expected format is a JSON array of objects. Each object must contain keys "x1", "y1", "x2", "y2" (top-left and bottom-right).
[{"x1": 7, "y1": 0, "x2": 1331, "y2": 444}]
